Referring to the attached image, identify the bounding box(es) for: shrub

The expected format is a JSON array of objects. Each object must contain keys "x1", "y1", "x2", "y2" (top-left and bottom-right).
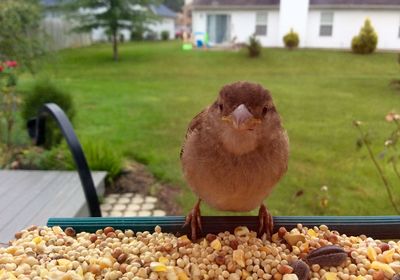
[
  {"x1": 79, "y1": 140, "x2": 123, "y2": 180},
  {"x1": 0, "y1": 0, "x2": 45, "y2": 73},
  {"x1": 119, "y1": 33, "x2": 125, "y2": 43},
  {"x1": 21, "y1": 79, "x2": 75, "y2": 149},
  {"x1": 351, "y1": 19, "x2": 378, "y2": 54},
  {"x1": 10, "y1": 146, "x2": 68, "y2": 170},
  {"x1": 144, "y1": 31, "x2": 157, "y2": 41},
  {"x1": 247, "y1": 34, "x2": 262, "y2": 58},
  {"x1": 283, "y1": 29, "x2": 299, "y2": 49},
  {"x1": 9, "y1": 140, "x2": 123, "y2": 181},
  {"x1": 161, "y1": 30, "x2": 170, "y2": 41},
  {"x1": 131, "y1": 29, "x2": 143, "y2": 41},
  {"x1": 130, "y1": 22, "x2": 148, "y2": 41}
]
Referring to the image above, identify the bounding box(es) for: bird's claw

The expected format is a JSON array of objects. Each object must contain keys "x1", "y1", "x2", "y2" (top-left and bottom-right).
[
  {"x1": 258, "y1": 204, "x2": 273, "y2": 239},
  {"x1": 183, "y1": 200, "x2": 202, "y2": 240}
]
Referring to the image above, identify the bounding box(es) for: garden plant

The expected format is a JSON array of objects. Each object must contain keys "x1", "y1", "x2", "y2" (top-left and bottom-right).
[
  {"x1": 283, "y1": 29, "x2": 299, "y2": 50},
  {"x1": 351, "y1": 19, "x2": 378, "y2": 54}
]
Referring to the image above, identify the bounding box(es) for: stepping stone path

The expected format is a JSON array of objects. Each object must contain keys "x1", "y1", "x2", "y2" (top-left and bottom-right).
[{"x1": 100, "y1": 193, "x2": 166, "y2": 217}]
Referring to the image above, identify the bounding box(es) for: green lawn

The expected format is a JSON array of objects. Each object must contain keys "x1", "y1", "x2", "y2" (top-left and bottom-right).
[{"x1": 25, "y1": 41, "x2": 400, "y2": 216}]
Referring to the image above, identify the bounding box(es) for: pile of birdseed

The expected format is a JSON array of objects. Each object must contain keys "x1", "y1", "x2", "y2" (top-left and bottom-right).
[{"x1": 1, "y1": 224, "x2": 400, "y2": 280}]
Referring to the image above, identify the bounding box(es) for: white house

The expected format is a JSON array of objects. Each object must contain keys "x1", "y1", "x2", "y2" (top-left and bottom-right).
[
  {"x1": 148, "y1": 5, "x2": 177, "y2": 39},
  {"x1": 191, "y1": 0, "x2": 400, "y2": 50},
  {"x1": 41, "y1": 0, "x2": 177, "y2": 47}
]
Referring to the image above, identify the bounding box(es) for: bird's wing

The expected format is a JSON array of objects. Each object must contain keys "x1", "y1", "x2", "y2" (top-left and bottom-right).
[{"x1": 180, "y1": 107, "x2": 209, "y2": 159}]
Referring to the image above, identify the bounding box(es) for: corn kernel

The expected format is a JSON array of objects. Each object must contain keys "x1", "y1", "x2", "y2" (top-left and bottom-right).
[
  {"x1": 178, "y1": 235, "x2": 190, "y2": 242},
  {"x1": 355, "y1": 276, "x2": 365, "y2": 280},
  {"x1": 210, "y1": 239, "x2": 222, "y2": 251},
  {"x1": 324, "y1": 272, "x2": 337, "y2": 280},
  {"x1": 242, "y1": 269, "x2": 250, "y2": 278},
  {"x1": 174, "y1": 267, "x2": 189, "y2": 280},
  {"x1": 150, "y1": 262, "x2": 167, "y2": 272},
  {"x1": 166, "y1": 266, "x2": 178, "y2": 280},
  {"x1": 371, "y1": 261, "x2": 395, "y2": 275},
  {"x1": 76, "y1": 266, "x2": 83, "y2": 277},
  {"x1": 260, "y1": 246, "x2": 271, "y2": 253},
  {"x1": 52, "y1": 226, "x2": 63, "y2": 234},
  {"x1": 98, "y1": 257, "x2": 113, "y2": 269},
  {"x1": 307, "y1": 229, "x2": 317, "y2": 237},
  {"x1": 32, "y1": 236, "x2": 42, "y2": 244},
  {"x1": 6, "y1": 247, "x2": 17, "y2": 255},
  {"x1": 0, "y1": 271, "x2": 17, "y2": 279},
  {"x1": 57, "y1": 259, "x2": 71, "y2": 267},
  {"x1": 300, "y1": 241, "x2": 309, "y2": 253},
  {"x1": 284, "y1": 233, "x2": 306, "y2": 246},
  {"x1": 382, "y1": 248, "x2": 395, "y2": 263},
  {"x1": 233, "y1": 249, "x2": 245, "y2": 267},
  {"x1": 39, "y1": 268, "x2": 49, "y2": 278},
  {"x1": 367, "y1": 246, "x2": 377, "y2": 261}
]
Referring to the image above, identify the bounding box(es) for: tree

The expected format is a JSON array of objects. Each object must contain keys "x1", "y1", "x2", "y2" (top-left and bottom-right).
[
  {"x1": 247, "y1": 34, "x2": 261, "y2": 58},
  {"x1": 62, "y1": 0, "x2": 159, "y2": 61},
  {"x1": 351, "y1": 19, "x2": 378, "y2": 54},
  {"x1": 0, "y1": 0, "x2": 45, "y2": 73}
]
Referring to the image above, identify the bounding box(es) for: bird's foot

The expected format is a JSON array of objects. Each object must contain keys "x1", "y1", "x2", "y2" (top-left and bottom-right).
[
  {"x1": 183, "y1": 199, "x2": 203, "y2": 241},
  {"x1": 258, "y1": 204, "x2": 273, "y2": 239}
]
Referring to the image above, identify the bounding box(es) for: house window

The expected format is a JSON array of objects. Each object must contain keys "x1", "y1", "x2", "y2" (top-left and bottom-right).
[
  {"x1": 255, "y1": 12, "x2": 268, "y2": 36},
  {"x1": 319, "y1": 12, "x2": 333, "y2": 36}
]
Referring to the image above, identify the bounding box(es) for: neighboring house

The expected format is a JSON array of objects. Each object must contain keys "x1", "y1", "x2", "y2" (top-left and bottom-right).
[
  {"x1": 149, "y1": 4, "x2": 177, "y2": 39},
  {"x1": 191, "y1": 0, "x2": 400, "y2": 50},
  {"x1": 41, "y1": 0, "x2": 92, "y2": 50},
  {"x1": 92, "y1": 4, "x2": 177, "y2": 41}
]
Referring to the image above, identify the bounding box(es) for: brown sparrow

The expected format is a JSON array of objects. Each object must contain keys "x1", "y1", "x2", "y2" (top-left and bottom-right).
[{"x1": 181, "y1": 81, "x2": 289, "y2": 240}]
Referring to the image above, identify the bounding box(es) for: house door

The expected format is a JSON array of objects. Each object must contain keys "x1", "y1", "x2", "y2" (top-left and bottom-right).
[{"x1": 207, "y1": 14, "x2": 230, "y2": 44}]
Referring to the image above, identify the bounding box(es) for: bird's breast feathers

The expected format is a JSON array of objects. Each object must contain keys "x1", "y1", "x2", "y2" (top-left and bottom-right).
[{"x1": 181, "y1": 129, "x2": 288, "y2": 211}]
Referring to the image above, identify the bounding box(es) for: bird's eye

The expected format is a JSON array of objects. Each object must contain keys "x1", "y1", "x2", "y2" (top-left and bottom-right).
[
  {"x1": 262, "y1": 106, "x2": 268, "y2": 116},
  {"x1": 219, "y1": 104, "x2": 223, "y2": 111}
]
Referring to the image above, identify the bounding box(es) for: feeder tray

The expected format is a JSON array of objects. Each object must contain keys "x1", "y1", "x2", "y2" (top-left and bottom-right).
[{"x1": 48, "y1": 215, "x2": 400, "y2": 239}]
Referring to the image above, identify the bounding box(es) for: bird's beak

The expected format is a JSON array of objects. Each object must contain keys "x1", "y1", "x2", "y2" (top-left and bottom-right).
[{"x1": 231, "y1": 104, "x2": 253, "y2": 128}]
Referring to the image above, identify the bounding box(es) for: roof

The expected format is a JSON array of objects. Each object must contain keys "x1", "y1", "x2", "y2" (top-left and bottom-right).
[
  {"x1": 310, "y1": 0, "x2": 400, "y2": 5},
  {"x1": 192, "y1": 0, "x2": 400, "y2": 8},
  {"x1": 41, "y1": 1, "x2": 177, "y2": 17},
  {"x1": 150, "y1": 4, "x2": 177, "y2": 18},
  {"x1": 193, "y1": 0, "x2": 279, "y2": 7},
  {"x1": 41, "y1": 0, "x2": 61, "y2": 6}
]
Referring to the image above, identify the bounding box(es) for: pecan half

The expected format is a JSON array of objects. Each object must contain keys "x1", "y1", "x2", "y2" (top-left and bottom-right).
[
  {"x1": 305, "y1": 245, "x2": 347, "y2": 267},
  {"x1": 290, "y1": 260, "x2": 310, "y2": 280}
]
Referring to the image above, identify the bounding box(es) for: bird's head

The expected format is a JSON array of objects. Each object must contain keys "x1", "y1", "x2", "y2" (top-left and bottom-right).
[{"x1": 210, "y1": 81, "x2": 282, "y2": 155}]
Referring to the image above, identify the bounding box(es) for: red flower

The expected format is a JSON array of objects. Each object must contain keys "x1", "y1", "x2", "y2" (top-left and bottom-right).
[
  {"x1": 5, "y1": 61, "x2": 17, "y2": 68},
  {"x1": 0, "y1": 65, "x2": 3, "y2": 72}
]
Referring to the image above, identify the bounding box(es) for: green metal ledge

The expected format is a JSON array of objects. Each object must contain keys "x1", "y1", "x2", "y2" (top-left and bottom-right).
[{"x1": 48, "y1": 216, "x2": 400, "y2": 239}]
